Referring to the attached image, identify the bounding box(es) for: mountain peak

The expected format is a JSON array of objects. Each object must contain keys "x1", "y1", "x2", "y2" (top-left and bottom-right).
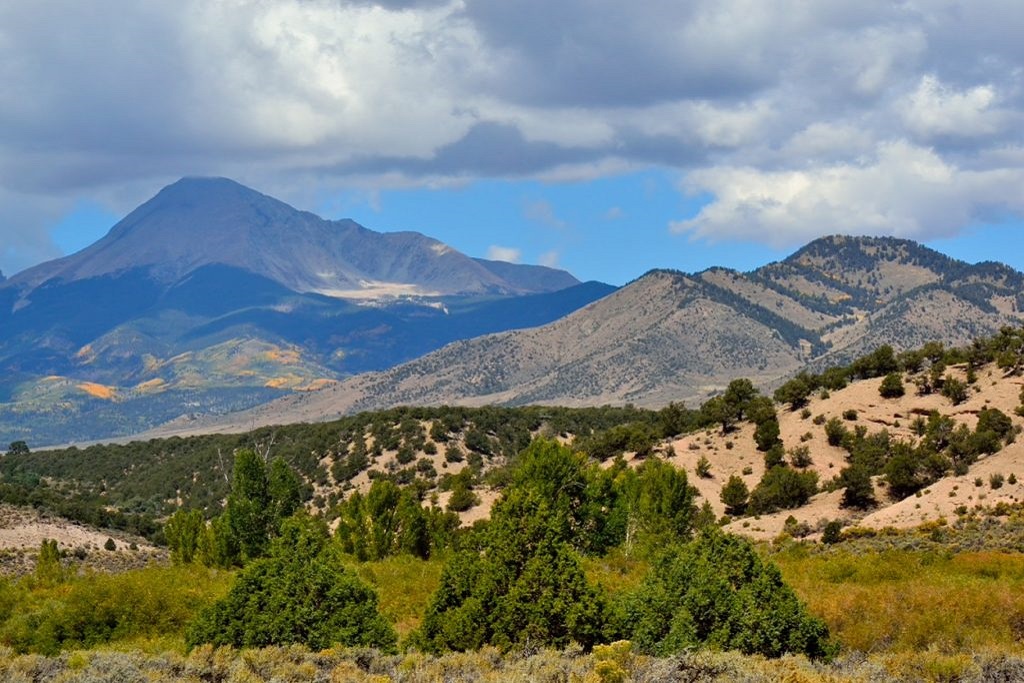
[
  {"x1": 152, "y1": 176, "x2": 276, "y2": 206},
  {"x1": 6, "y1": 177, "x2": 580, "y2": 298},
  {"x1": 785, "y1": 234, "x2": 958, "y2": 269},
  {"x1": 132, "y1": 176, "x2": 296, "y2": 225}
]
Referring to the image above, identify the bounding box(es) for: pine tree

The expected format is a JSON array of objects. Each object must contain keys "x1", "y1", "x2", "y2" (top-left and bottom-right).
[
  {"x1": 720, "y1": 475, "x2": 749, "y2": 516},
  {"x1": 618, "y1": 529, "x2": 835, "y2": 659},
  {"x1": 186, "y1": 514, "x2": 396, "y2": 651}
]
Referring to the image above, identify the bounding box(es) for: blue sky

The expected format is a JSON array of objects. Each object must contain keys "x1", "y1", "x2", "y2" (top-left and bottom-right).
[
  {"x1": 45, "y1": 170, "x2": 1024, "y2": 287},
  {"x1": 3, "y1": 2, "x2": 1024, "y2": 283}
]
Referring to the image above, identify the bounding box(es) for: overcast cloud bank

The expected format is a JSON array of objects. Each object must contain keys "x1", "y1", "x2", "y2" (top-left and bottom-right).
[{"x1": 1, "y1": 0, "x2": 1022, "y2": 273}]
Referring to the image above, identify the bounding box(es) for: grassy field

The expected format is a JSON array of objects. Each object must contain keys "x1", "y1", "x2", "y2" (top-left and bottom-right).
[
  {"x1": 775, "y1": 545, "x2": 1024, "y2": 654},
  {"x1": 347, "y1": 542, "x2": 1024, "y2": 659},
  {"x1": 2, "y1": 541, "x2": 1024, "y2": 680}
]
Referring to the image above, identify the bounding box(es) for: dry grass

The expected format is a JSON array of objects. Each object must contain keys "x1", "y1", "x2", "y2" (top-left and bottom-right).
[
  {"x1": 76, "y1": 382, "x2": 116, "y2": 400},
  {"x1": 774, "y1": 545, "x2": 1024, "y2": 655},
  {"x1": 347, "y1": 556, "x2": 443, "y2": 639},
  {"x1": 0, "y1": 643, "x2": 1021, "y2": 682}
]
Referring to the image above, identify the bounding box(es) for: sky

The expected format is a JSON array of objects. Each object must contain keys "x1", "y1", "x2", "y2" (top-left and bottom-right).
[{"x1": 2, "y1": 1, "x2": 1024, "y2": 285}]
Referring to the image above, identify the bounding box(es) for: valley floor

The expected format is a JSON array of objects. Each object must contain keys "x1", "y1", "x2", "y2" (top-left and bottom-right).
[{"x1": 4, "y1": 533, "x2": 1024, "y2": 682}]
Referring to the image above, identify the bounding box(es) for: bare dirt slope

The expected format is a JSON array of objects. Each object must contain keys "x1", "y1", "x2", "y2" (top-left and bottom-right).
[
  {"x1": 310, "y1": 362, "x2": 1024, "y2": 542},
  {"x1": 0, "y1": 504, "x2": 162, "y2": 575},
  {"x1": 706, "y1": 365, "x2": 1024, "y2": 540}
]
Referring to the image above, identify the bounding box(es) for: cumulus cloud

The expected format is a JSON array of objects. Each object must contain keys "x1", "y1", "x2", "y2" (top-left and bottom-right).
[
  {"x1": 672, "y1": 141, "x2": 1024, "y2": 246},
  {"x1": 2, "y1": 0, "x2": 1024, "y2": 272},
  {"x1": 900, "y1": 75, "x2": 1004, "y2": 138},
  {"x1": 486, "y1": 245, "x2": 522, "y2": 263}
]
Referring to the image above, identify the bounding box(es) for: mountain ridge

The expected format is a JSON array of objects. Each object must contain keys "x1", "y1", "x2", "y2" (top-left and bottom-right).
[
  {"x1": 0, "y1": 178, "x2": 606, "y2": 445},
  {"x1": 172, "y1": 235, "x2": 1023, "y2": 436}
]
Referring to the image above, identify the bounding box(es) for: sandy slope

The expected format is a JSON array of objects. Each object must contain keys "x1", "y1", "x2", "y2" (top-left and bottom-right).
[
  {"x1": 714, "y1": 365, "x2": 1024, "y2": 539},
  {"x1": 318, "y1": 363, "x2": 1024, "y2": 540},
  {"x1": 0, "y1": 504, "x2": 161, "y2": 575}
]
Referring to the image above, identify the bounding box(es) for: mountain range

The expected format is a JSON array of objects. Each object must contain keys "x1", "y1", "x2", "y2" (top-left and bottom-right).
[
  {"x1": 176, "y1": 235, "x2": 1024, "y2": 435},
  {"x1": 3, "y1": 177, "x2": 1023, "y2": 446},
  {"x1": 0, "y1": 178, "x2": 610, "y2": 445}
]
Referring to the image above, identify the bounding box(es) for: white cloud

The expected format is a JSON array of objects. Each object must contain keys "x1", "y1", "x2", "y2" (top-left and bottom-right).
[
  {"x1": 671, "y1": 140, "x2": 1024, "y2": 247},
  {"x1": 900, "y1": 75, "x2": 1003, "y2": 138},
  {"x1": 538, "y1": 250, "x2": 560, "y2": 267},
  {"x1": 486, "y1": 245, "x2": 522, "y2": 263},
  {"x1": 3, "y1": 0, "x2": 1024, "y2": 273},
  {"x1": 784, "y1": 123, "x2": 875, "y2": 161}
]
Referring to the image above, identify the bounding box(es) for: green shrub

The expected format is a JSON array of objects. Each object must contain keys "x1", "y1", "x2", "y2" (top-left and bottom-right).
[
  {"x1": 748, "y1": 467, "x2": 818, "y2": 514},
  {"x1": 824, "y1": 418, "x2": 847, "y2": 447},
  {"x1": 719, "y1": 476, "x2": 749, "y2": 516},
  {"x1": 1, "y1": 564, "x2": 231, "y2": 655},
  {"x1": 788, "y1": 445, "x2": 813, "y2": 468},
  {"x1": 447, "y1": 482, "x2": 479, "y2": 512},
  {"x1": 942, "y1": 377, "x2": 968, "y2": 405},
  {"x1": 695, "y1": 455, "x2": 711, "y2": 478},
  {"x1": 617, "y1": 529, "x2": 835, "y2": 659},
  {"x1": 879, "y1": 373, "x2": 906, "y2": 399},
  {"x1": 186, "y1": 514, "x2": 396, "y2": 652},
  {"x1": 165, "y1": 509, "x2": 204, "y2": 564},
  {"x1": 822, "y1": 521, "x2": 842, "y2": 545}
]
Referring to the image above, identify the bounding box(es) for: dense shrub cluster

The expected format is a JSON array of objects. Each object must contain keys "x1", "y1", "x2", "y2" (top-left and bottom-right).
[
  {"x1": 619, "y1": 530, "x2": 835, "y2": 659},
  {"x1": 185, "y1": 515, "x2": 396, "y2": 652},
  {"x1": 416, "y1": 440, "x2": 831, "y2": 660}
]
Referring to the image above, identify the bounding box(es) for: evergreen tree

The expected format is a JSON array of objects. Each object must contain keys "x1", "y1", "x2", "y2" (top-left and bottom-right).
[
  {"x1": 720, "y1": 475, "x2": 750, "y2": 516},
  {"x1": 748, "y1": 467, "x2": 818, "y2": 514},
  {"x1": 774, "y1": 375, "x2": 813, "y2": 410},
  {"x1": 7, "y1": 440, "x2": 29, "y2": 456},
  {"x1": 618, "y1": 529, "x2": 834, "y2": 659},
  {"x1": 754, "y1": 418, "x2": 782, "y2": 452},
  {"x1": 417, "y1": 487, "x2": 606, "y2": 652},
  {"x1": 840, "y1": 464, "x2": 876, "y2": 509},
  {"x1": 879, "y1": 373, "x2": 905, "y2": 399},
  {"x1": 186, "y1": 514, "x2": 396, "y2": 651},
  {"x1": 723, "y1": 378, "x2": 758, "y2": 420},
  {"x1": 701, "y1": 396, "x2": 736, "y2": 434}
]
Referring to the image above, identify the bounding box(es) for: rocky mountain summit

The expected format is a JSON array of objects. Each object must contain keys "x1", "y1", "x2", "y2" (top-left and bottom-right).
[{"x1": 8, "y1": 177, "x2": 576, "y2": 298}]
